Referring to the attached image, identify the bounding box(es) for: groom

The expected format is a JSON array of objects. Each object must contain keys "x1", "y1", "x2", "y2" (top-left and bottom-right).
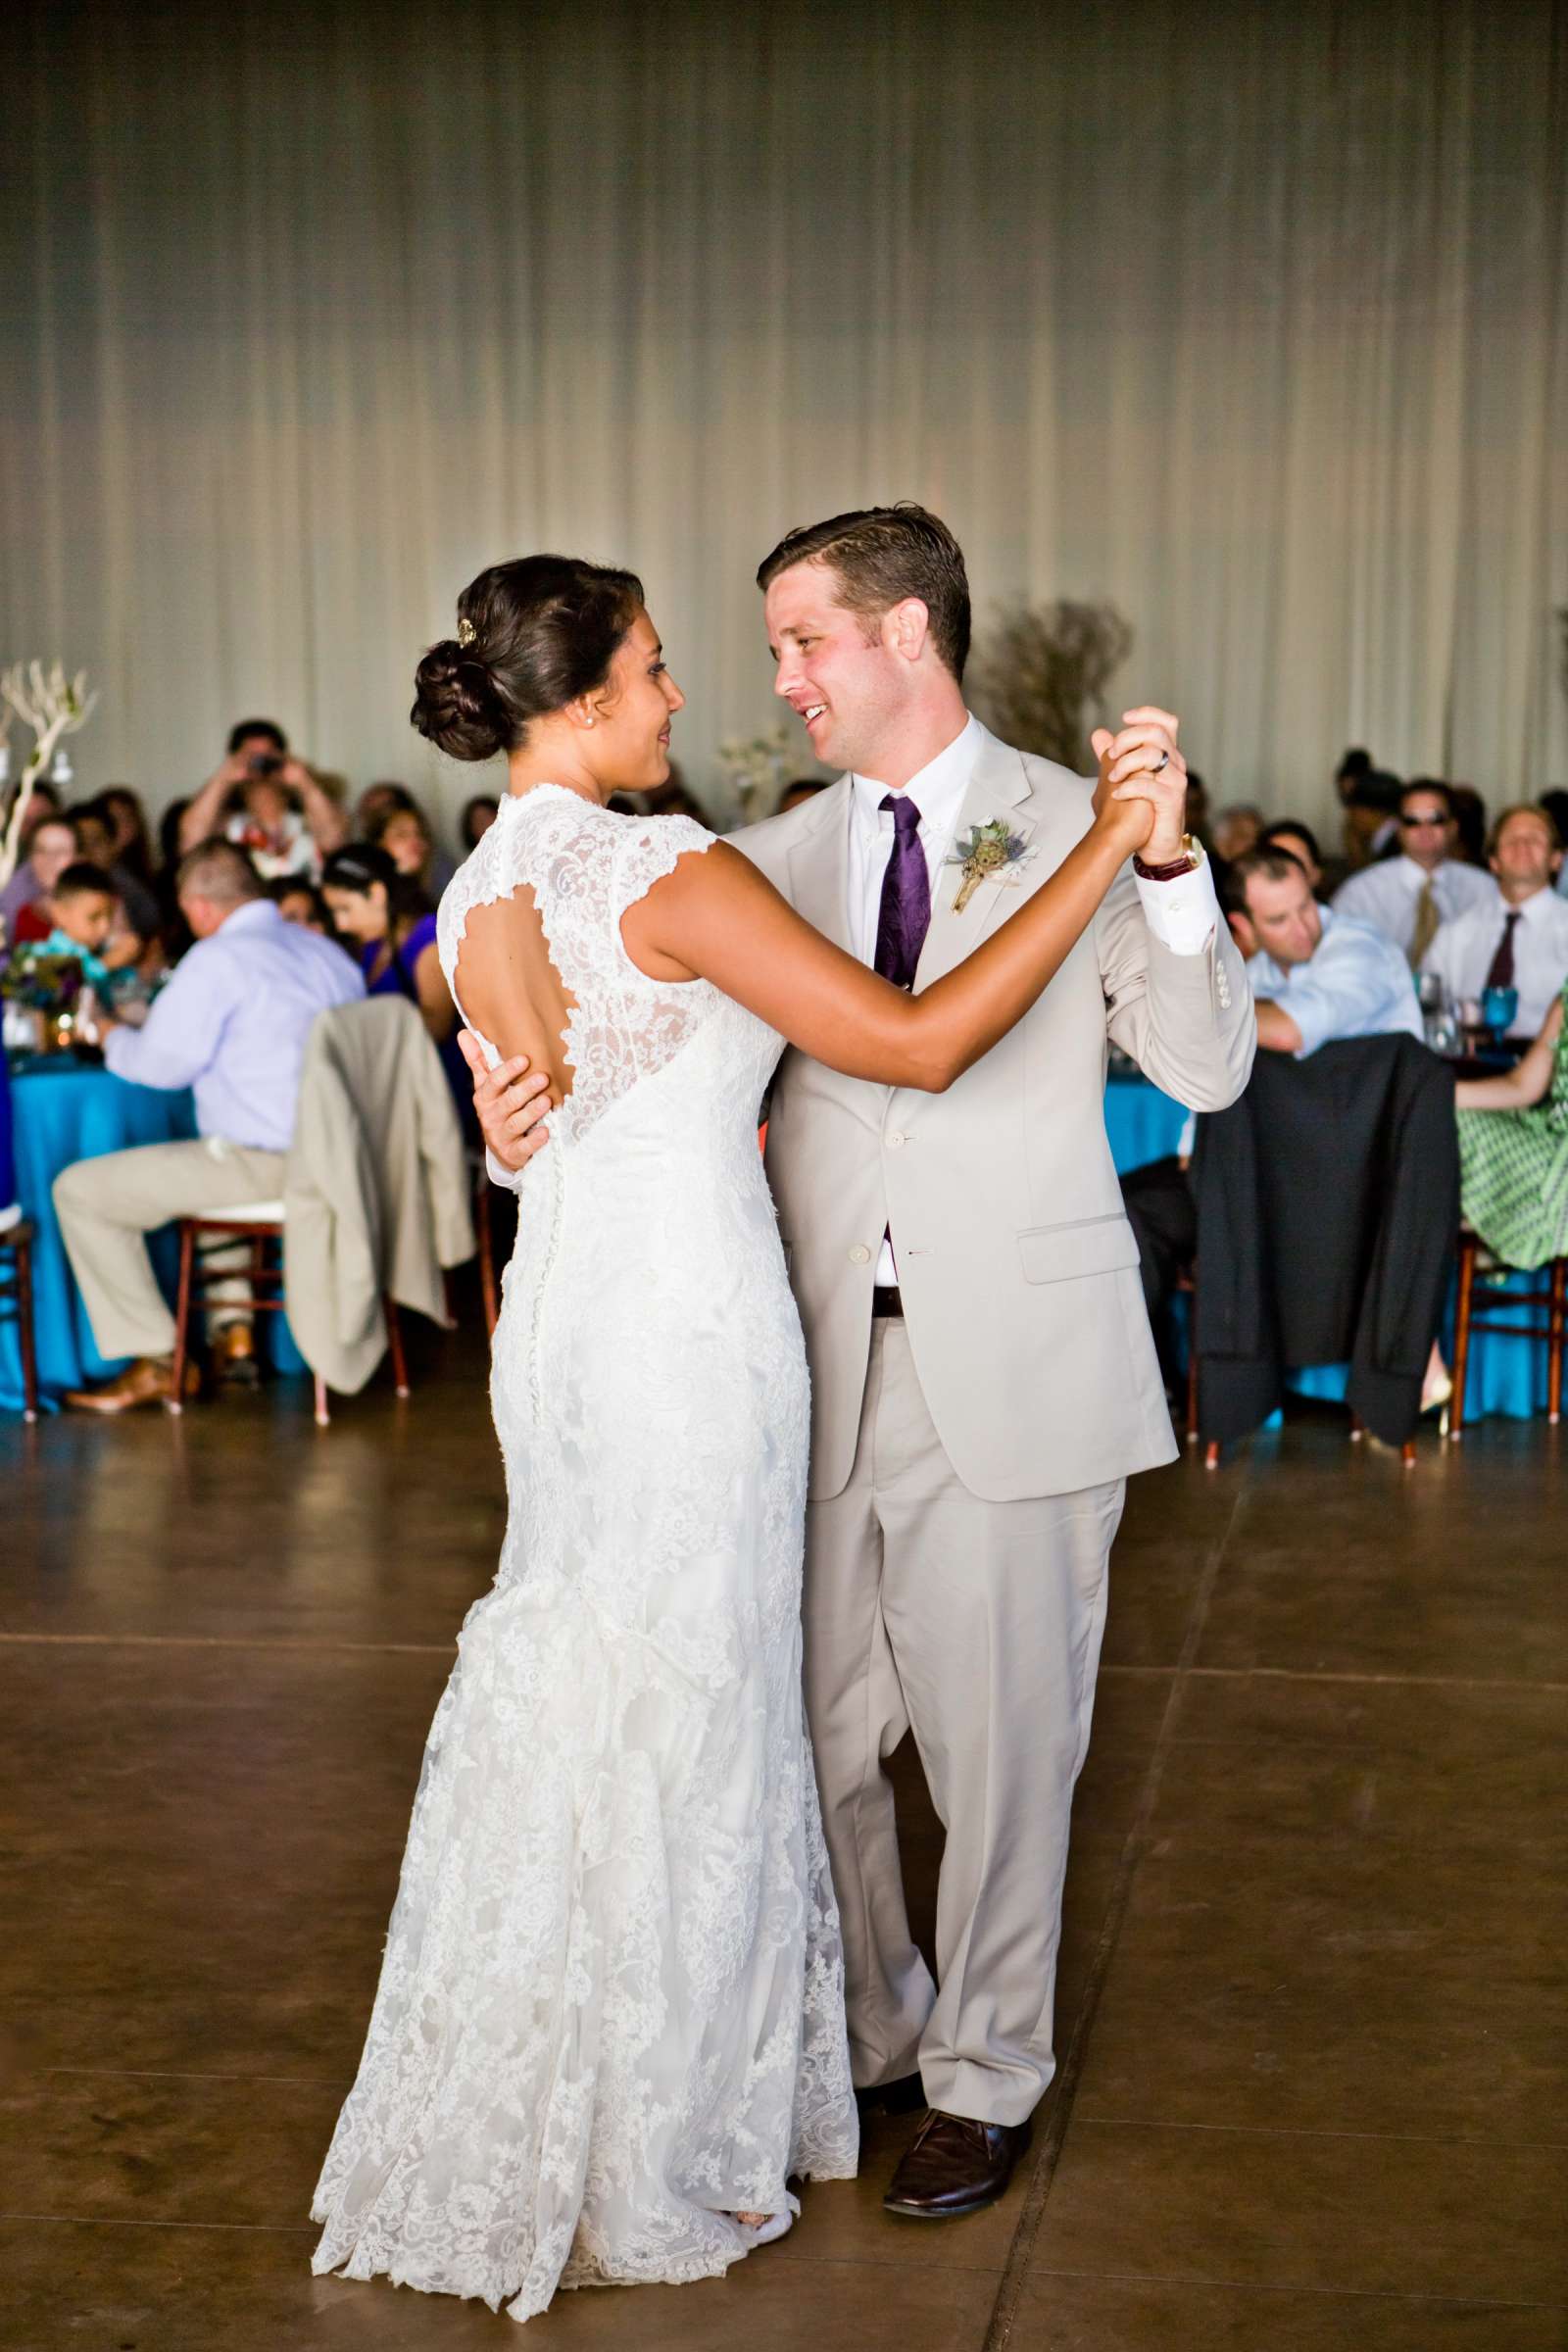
[{"x1": 470, "y1": 505, "x2": 1254, "y2": 2217}]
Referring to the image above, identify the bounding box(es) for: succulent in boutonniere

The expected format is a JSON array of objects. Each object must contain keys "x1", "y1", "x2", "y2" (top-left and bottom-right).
[{"x1": 946, "y1": 818, "x2": 1035, "y2": 913}]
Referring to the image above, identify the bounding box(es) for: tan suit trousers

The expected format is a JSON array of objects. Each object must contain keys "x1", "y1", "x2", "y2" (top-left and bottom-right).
[
  {"x1": 54, "y1": 1136, "x2": 285, "y2": 1362},
  {"x1": 804, "y1": 1317, "x2": 1123, "y2": 2130}
]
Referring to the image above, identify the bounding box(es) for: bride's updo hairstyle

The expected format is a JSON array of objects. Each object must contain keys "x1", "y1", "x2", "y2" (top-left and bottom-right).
[{"x1": 411, "y1": 555, "x2": 646, "y2": 762}]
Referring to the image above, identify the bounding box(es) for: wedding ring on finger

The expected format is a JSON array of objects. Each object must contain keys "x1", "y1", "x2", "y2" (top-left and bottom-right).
[{"x1": 1152, "y1": 751, "x2": 1170, "y2": 774}]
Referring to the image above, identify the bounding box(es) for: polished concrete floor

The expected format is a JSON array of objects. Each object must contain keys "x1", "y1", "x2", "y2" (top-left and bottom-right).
[{"x1": 3, "y1": 1320, "x2": 1565, "y2": 2351}]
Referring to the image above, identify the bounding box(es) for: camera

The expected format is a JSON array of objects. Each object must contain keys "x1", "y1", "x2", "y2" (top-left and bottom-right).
[{"x1": 248, "y1": 752, "x2": 284, "y2": 779}]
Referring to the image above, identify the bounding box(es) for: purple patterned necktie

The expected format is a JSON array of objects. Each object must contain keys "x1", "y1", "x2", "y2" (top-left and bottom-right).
[{"x1": 874, "y1": 794, "x2": 930, "y2": 990}]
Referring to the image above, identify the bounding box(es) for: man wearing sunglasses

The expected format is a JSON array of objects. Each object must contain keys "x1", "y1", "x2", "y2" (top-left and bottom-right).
[{"x1": 1333, "y1": 780, "x2": 1497, "y2": 966}]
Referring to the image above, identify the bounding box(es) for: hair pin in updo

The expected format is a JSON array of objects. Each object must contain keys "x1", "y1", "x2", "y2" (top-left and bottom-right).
[{"x1": 457, "y1": 616, "x2": 476, "y2": 647}]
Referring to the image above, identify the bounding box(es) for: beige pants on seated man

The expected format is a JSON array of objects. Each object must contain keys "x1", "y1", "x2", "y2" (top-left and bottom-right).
[{"x1": 54, "y1": 1136, "x2": 285, "y2": 1362}]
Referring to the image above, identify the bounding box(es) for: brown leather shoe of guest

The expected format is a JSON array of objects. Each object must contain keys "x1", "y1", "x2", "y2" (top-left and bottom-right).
[
  {"x1": 213, "y1": 1321, "x2": 260, "y2": 1386},
  {"x1": 883, "y1": 2110, "x2": 1032, "y2": 2219},
  {"x1": 64, "y1": 1356, "x2": 202, "y2": 1414}
]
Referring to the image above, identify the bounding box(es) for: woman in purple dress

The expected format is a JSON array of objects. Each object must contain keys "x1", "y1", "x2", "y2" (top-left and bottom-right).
[{"x1": 320, "y1": 845, "x2": 473, "y2": 1135}]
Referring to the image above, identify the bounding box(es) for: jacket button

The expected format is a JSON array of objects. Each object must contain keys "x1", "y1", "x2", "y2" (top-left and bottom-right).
[
  {"x1": 849, "y1": 1244, "x2": 871, "y2": 1265},
  {"x1": 887, "y1": 1131, "x2": 906, "y2": 1150}
]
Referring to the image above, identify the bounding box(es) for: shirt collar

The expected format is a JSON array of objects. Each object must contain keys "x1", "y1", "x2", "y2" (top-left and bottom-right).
[
  {"x1": 216, "y1": 898, "x2": 284, "y2": 938},
  {"x1": 1502, "y1": 885, "x2": 1551, "y2": 926},
  {"x1": 1397, "y1": 853, "x2": 1449, "y2": 888},
  {"x1": 849, "y1": 711, "x2": 982, "y2": 840}
]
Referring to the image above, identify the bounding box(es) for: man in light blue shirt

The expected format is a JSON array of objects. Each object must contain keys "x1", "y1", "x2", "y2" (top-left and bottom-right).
[
  {"x1": 56, "y1": 840, "x2": 364, "y2": 1411},
  {"x1": 1224, "y1": 845, "x2": 1424, "y2": 1058}
]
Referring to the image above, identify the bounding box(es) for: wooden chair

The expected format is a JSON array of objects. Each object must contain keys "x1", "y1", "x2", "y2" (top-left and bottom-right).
[
  {"x1": 169, "y1": 1206, "x2": 410, "y2": 1429},
  {"x1": 1185, "y1": 1265, "x2": 1416, "y2": 1469},
  {"x1": 1447, "y1": 1227, "x2": 1566, "y2": 1442},
  {"x1": 0, "y1": 1219, "x2": 39, "y2": 1424}
]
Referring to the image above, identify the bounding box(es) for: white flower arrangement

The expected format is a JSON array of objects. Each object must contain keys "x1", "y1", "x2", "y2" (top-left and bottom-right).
[{"x1": 714, "y1": 720, "x2": 797, "y2": 823}]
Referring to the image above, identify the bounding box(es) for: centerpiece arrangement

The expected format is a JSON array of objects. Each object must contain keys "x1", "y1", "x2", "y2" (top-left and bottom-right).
[{"x1": 1, "y1": 662, "x2": 100, "y2": 1054}]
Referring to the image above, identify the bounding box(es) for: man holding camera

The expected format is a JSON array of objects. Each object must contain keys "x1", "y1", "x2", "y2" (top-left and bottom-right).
[{"x1": 178, "y1": 719, "x2": 348, "y2": 879}]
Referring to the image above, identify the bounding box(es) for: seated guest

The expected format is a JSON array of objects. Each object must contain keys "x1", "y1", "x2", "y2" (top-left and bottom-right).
[
  {"x1": 99, "y1": 786, "x2": 157, "y2": 888},
  {"x1": 1210, "y1": 802, "x2": 1263, "y2": 863},
  {"x1": 1229, "y1": 846, "x2": 1423, "y2": 1056},
  {"x1": 364, "y1": 791, "x2": 457, "y2": 898},
  {"x1": 1420, "y1": 804, "x2": 1568, "y2": 1041},
  {"x1": 460, "y1": 793, "x2": 500, "y2": 851},
  {"x1": 53, "y1": 842, "x2": 365, "y2": 1411},
  {"x1": 1454, "y1": 980, "x2": 1568, "y2": 1269},
  {"x1": 29, "y1": 861, "x2": 139, "y2": 993},
  {"x1": 18, "y1": 775, "x2": 62, "y2": 837},
  {"x1": 353, "y1": 779, "x2": 411, "y2": 837},
  {"x1": 178, "y1": 719, "x2": 349, "y2": 878},
  {"x1": 0, "y1": 813, "x2": 78, "y2": 941},
  {"x1": 59, "y1": 800, "x2": 161, "y2": 948},
  {"x1": 1257, "y1": 818, "x2": 1324, "y2": 894},
  {"x1": 320, "y1": 845, "x2": 467, "y2": 1127},
  {"x1": 1335, "y1": 779, "x2": 1496, "y2": 964},
  {"x1": 265, "y1": 873, "x2": 338, "y2": 938},
  {"x1": 1446, "y1": 782, "x2": 1488, "y2": 867},
  {"x1": 1338, "y1": 766, "x2": 1403, "y2": 870}
]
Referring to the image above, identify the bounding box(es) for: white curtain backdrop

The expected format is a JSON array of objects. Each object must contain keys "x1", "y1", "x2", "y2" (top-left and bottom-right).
[{"x1": 4, "y1": 0, "x2": 1565, "y2": 836}]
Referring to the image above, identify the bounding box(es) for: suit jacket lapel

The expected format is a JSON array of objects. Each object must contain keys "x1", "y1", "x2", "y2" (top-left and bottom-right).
[
  {"x1": 914, "y1": 732, "x2": 1038, "y2": 989},
  {"x1": 785, "y1": 778, "x2": 855, "y2": 954}
]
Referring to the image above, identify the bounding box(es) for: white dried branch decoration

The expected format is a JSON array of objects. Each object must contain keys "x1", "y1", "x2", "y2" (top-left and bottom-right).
[{"x1": 0, "y1": 661, "x2": 99, "y2": 892}]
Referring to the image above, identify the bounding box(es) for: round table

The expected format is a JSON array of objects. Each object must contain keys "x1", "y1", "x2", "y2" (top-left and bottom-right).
[{"x1": 1, "y1": 1057, "x2": 304, "y2": 1412}]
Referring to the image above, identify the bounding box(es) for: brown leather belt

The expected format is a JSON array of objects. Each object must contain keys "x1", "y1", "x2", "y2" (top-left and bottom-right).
[{"x1": 872, "y1": 1285, "x2": 904, "y2": 1319}]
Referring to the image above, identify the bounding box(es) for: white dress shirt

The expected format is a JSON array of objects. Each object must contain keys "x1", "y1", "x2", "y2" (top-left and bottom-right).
[
  {"x1": 1250, "y1": 906, "x2": 1424, "y2": 1059},
  {"x1": 845, "y1": 712, "x2": 1221, "y2": 1275},
  {"x1": 1420, "y1": 884, "x2": 1568, "y2": 1040},
  {"x1": 104, "y1": 899, "x2": 365, "y2": 1152},
  {"x1": 1333, "y1": 854, "x2": 1497, "y2": 957}
]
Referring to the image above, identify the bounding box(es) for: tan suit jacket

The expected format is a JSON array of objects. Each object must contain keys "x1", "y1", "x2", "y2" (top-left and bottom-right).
[
  {"x1": 736, "y1": 726, "x2": 1255, "y2": 1502},
  {"x1": 283, "y1": 998, "x2": 475, "y2": 1394}
]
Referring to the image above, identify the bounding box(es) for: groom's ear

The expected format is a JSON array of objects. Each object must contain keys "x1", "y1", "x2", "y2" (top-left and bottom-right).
[{"x1": 882, "y1": 596, "x2": 932, "y2": 665}]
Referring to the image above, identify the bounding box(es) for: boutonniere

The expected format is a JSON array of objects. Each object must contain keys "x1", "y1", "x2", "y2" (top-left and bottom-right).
[{"x1": 945, "y1": 818, "x2": 1036, "y2": 912}]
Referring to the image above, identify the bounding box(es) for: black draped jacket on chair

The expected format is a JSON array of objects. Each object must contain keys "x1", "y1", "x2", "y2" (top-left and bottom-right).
[{"x1": 1191, "y1": 1033, "x2": 1458, "y2": 1448}]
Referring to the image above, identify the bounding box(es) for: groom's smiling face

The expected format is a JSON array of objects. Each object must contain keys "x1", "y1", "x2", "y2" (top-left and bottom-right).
[{"x1": 764, "y1": 561, "x2": 913, "y2": 777}]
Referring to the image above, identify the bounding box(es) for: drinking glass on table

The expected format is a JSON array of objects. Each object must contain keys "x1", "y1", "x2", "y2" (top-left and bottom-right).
[{"x1": 1481, "y1": 985, "x2": 1518, "y2": 1045}]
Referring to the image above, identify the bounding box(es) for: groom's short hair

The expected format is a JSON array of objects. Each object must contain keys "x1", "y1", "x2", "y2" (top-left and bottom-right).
[{"x1": 756, "y1": 504, "x2": 971, "y2": 682}]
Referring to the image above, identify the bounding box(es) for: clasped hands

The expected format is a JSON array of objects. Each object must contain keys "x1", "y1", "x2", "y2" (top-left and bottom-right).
[{"x1": 1092, "y1": 707, "x2": 1189, "y2": 865}]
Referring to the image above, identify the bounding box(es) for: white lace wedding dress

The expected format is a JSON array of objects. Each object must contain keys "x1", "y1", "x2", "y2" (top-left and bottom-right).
[{"x1": 310, "y1": 786, "x2": 858, "y2": 2321}]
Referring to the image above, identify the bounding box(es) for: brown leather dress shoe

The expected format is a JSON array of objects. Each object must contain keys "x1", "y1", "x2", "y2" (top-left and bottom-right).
[
  {"x1": 883, "y1": 2110, "x2": 1032, "y2": 2219},
  {"x1": 65, "y1": 1356, "x2": 201, "y2": 1414}
]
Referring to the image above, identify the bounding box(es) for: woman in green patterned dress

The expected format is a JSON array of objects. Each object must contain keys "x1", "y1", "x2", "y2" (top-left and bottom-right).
[{"x1": 1454, "y1": 981, "x2": 1568, "y2": 1265}]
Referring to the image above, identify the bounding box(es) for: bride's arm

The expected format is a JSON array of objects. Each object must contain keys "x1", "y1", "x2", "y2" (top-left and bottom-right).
[{"x1": 622, "y1": 784, "x2": 1154, "y2": 1094}]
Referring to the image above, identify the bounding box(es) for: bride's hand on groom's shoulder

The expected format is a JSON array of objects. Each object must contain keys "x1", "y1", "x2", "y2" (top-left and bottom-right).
[
  {"x1": 1090, "y1": 707, "x2": 1189, "y2": 864},
  {"x1": 459, "y1": 1030, "x2": 553, "y2": 1172}
]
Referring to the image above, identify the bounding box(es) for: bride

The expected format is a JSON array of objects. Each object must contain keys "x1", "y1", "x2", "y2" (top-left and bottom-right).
[{"x1": 310, "y1": 554, "x2": 1161, "y2": 2322}]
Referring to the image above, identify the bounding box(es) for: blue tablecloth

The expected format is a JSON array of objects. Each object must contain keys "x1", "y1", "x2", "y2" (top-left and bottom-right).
[
  {"x1": 1, "y1": 1058, "x2": 302, "y2": 1412},
  {"x1": 1104, "y1": 1073, "x2": 1189, "y2": 1175}
]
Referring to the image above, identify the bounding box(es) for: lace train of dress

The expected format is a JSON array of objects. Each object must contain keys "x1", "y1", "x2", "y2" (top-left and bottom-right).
[{"x1": 310, "y1": 789, "x2": 858, "y2": 2320}]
